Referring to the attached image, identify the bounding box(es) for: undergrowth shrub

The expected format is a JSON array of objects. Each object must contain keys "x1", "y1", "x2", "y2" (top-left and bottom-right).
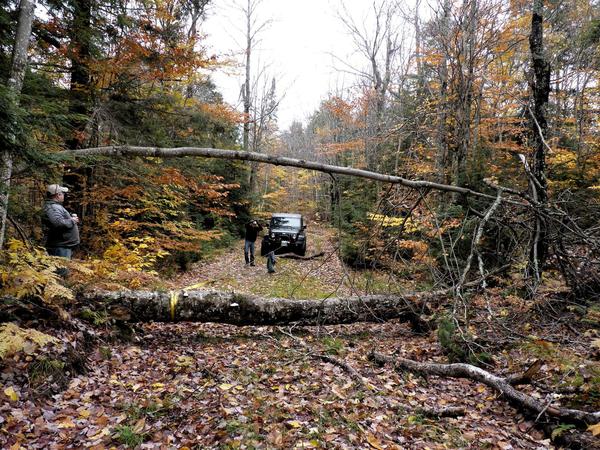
[
  {"x1": 0, "y1": 239, "x2": 74, "y2": 305},
  {"x1": 437, "y1": 315, "x2": 492, "y2": 367}
]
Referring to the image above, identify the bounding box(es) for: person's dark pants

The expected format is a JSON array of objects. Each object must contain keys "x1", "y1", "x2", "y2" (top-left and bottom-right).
[
  {"x1": 47, "y1": 247, "x2": 73, "y2": 277},
  {"x1": 267, "y1": 251, "x2": 276, "y2": 273},
  {"x1": 244, "y1": 240, "x2": 256, "y2": 265}
]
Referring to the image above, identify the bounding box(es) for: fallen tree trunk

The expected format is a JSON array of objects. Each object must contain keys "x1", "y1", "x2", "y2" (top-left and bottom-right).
[
  {"x1": 369, "y1": 352, "x2": 600, "y2": 424},
  {"x1": 83, "y1": 289, "x2": 431, "y2": 327}
]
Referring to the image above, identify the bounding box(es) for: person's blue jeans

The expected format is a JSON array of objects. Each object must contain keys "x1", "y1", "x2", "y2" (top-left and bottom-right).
[
  {"x1": 244, "y1": 240, "x2": 255, "y2": 265},
  {"x1": 47, "y1": 247, "x2": 72, "y2": 277},
  {"x1": 47, "y1": 247, "x2": 73, "y2": 259}
]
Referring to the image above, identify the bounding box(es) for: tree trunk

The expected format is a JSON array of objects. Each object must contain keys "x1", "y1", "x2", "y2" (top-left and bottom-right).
[
  {"x1": 243, "y1": 0, "x2": 251, "y2": 155},
  {"x1": 66, "y1": 0, "x2": 92, "y2": 150},
  {"x1": 0, "y1": 0, "x2": 35, "y2": 250},
  {"x1": 527, "y1": 0, "x2": 550, "y2": 287},
  {"x1": 451, "y1": 0, "x2": 477, "y2": 199},
  {"x1": 435, "y1": 0, "x2": 450, "y2": 186},
  {"x1": 83, "y1": 289, "x2": 431, "y2": 327}
]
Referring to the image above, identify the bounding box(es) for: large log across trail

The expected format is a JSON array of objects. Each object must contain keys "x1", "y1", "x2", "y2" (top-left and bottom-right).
[{"x1": 85, "y1": 289, "x2": 431, "y2": 327}]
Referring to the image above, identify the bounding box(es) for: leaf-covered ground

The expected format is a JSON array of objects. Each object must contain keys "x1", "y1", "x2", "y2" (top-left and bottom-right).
[
  {"x1": 1, "y1": 225, "x2": 598, "y2": 448},
  {"x1": 1, "y1": 321, "x2": 558, "y2": 449}
]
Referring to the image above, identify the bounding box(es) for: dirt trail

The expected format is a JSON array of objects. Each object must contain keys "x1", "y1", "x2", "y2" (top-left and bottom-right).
[{"x1": 174, "y1": 223, "x2": 356, "y2": 298}]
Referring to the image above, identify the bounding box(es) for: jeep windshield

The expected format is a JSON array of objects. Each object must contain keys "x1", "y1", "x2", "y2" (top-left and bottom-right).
[{"x1": 270, "y1": 217, "x2": 301, "y2": 229}]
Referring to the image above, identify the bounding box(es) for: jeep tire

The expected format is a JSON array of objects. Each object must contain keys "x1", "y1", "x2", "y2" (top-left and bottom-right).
[{"x1": 260, "y1": 239, "x2": 271, "y2": 256}]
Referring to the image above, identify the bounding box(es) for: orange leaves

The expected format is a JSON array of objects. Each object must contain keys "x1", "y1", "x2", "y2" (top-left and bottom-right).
[
  {"x1": 322, "y1": 96, "x2": 356, "y2": 126},
  {"x1": 197, "y1": 102, "x2": 244, "y2": 125},
  {"x1": 321, "y1": 140, "x2": 364, "y2": 156}
]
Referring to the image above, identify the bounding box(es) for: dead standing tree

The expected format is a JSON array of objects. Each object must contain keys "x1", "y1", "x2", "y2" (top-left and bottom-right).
[
  {"x1": 237, "y1": 0, "x2": 278, "y2": 193},
  {"x1": 526, "y1": 0, "x2": 550, "y2": 292}
]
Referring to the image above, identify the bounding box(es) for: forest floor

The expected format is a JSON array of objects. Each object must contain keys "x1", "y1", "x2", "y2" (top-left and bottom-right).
[{"x1": 1, "y1": 224, "x2": 598, "y2": 449}]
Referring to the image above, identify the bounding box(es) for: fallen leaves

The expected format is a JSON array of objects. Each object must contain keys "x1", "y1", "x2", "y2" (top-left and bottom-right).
[
  {"x1": 4, "y1": 386, "x2": 19, "y2": 402},
  {"x1": 588, "y1": 422, "x2": 600, "y2": 436},
  {"x1": 2, "y1": 225, "x2": 596, "y2": 448}
]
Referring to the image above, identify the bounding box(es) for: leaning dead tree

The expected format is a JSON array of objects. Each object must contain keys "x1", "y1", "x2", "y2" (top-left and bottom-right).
[
  {"x1": 58, "y1": 145, "x2": 599, "y2": 296},
  {"x1": 59, "y1": 145, "x2": 508, "y2": 201}
]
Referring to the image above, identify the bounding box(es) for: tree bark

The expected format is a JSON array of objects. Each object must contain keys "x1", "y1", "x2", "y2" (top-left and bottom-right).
[
  {"x1": 66, "y1": 0, "x2": 92, "y2": 149},
  {"x1": 0, "y1": 0, "x2": 35, "y2": 250},
  {"x1": 527, "y1": 0, "x2": 550, "y2": 287},
  {"x1": 243, "y1": 0, "x2": 251, "y2": 155},
  {"x1": 435, "y1": 0, "x2": 450, "y2": 185},
  {"x1": 83, "y1": 289, "x2": 431, "y2": 327}
]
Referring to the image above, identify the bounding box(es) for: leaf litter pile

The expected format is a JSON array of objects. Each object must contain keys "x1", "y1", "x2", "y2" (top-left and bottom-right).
[
  {"x1": 1, "y1": 225, "x2": 598, "y2": 448},
  {"x1": 3, "y1": 321, "x2": 555, "y2": 449}
]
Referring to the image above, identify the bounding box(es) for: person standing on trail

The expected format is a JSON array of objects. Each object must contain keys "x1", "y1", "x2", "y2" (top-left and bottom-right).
[
  {"x1": 244, "y1": 219, "x2": 263, "y2": 266},
  {"x1": 42, "y1": 184, "x2": 80, "y2": 260},
  {"x1": 266, "y1": 250, "x2": 276, "y2": 273}
]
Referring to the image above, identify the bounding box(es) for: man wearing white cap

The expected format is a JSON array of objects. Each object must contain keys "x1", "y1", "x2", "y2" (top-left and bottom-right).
[{"x1": 42, "y1": 184, "x2": 80, "y2": 259}]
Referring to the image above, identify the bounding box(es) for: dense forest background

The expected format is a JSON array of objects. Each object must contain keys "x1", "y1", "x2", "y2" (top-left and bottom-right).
[
  {"x1": 1, "y1": 0, "x2": 600, "y2": 447},
  {"x1": 0, "y1": 0, "x2": 599, "y2": 293}
]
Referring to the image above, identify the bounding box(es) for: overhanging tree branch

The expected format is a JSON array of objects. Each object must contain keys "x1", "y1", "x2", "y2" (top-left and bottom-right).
[{"x1": 59, "y1": 145, "x2": 508, "y2": 202}]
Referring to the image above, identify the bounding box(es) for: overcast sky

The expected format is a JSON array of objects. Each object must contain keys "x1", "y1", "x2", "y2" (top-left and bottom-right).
[{"x1": 202, "y1": 0, "x2": 407, "y2": 131}]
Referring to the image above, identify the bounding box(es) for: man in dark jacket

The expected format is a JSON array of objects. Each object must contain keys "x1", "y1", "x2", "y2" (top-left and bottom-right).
[
  {"x1": 244, "y1": 219, "x2": 263, "y2": 266},
  {"x1": 42, "y1": 184, "x2": 80, "y2": 259}
]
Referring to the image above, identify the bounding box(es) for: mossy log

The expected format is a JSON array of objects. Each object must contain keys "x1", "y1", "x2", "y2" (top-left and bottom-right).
[{"x1": 84, "y1": 289, "x2": 431, "y2": 327}]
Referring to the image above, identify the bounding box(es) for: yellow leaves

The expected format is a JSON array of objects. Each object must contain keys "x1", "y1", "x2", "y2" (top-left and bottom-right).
[
  {"x1": 366, "y1": 432, "x2": 384, "y2": 449},
  {"x1": 133, "y1": 417, "x2": 146, "y2": 434},
  {"x1": 285, "y1": 420, "x2": 302, "y2": 429},
  {"x1": 367, "y1": 213, "x2": 419, "y2": 232},
  {"x1": 57, "y1": 417, "x2": 77, "y2": 429},
  {"x1": 219, "y1": 383, "x2": 234, "y2": 391},
  {"x1": 0, "y1": 323, "x2": 59, "y2": 359},
  {"x1": 4, "y1": 386, "x2": 19, "y2": 402},
  {"x1": 548, "y1": 148, "x2": 577, "y2": 170},
  {"x1": 86, "y1": 427, "x2": 110, "y2": 441},
  {"x1": 588, "y1": 422, "x2": 600, "y2": 436},
  {"x1": 175, "y1": 355, "x2": 195, "y2": 367},
  {"x1": 0, "y1": 240, "x2": 73, "y2": 305}
]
